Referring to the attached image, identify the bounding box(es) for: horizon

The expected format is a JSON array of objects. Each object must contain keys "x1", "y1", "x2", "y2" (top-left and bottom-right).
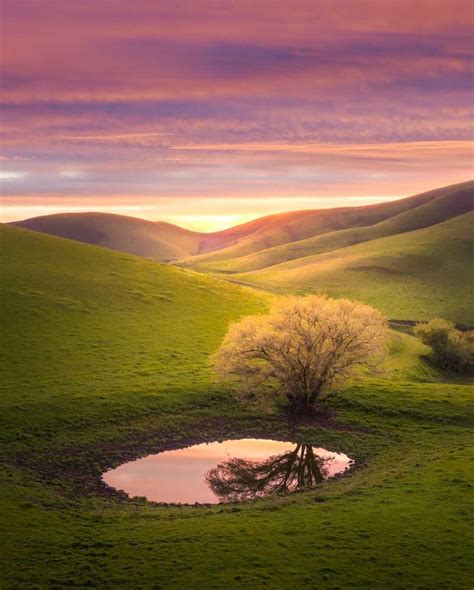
[
  {"x1": 3, "y1": 191, "x2": 417, "y2": 232},
  {"x1": 1, "y1": 2, "x2": 473, "y2": 232},
  {"x1": 3, "y1": 179, "x2": 471, "y2": 232}
]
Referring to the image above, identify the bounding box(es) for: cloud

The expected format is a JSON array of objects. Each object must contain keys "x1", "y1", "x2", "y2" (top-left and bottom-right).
[
  {"x1": 55, "y1": 132, "x2": 169, "y2": 143},
  {"x1": 171, "y1": 140, "x2": 472, "y2": 154},
  {"x1": 1, "y1": 0, "x2": 472, "y2": 226},
  {"x1": 0, "y1": 171, "x2": 28, "y2": 180}
]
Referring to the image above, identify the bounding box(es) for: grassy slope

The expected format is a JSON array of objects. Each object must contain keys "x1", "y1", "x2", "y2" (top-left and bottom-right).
[
  {"x1": 0, "y1": 224, "x2": 267, "y2": 414},
  {"x1": 228, "y1": 212, "x2": 474, "y2": 324},
  {"x1": 197, "y1": 209, "x2": 318, "y2": 253},
  {"x1": 1, "y1": 225, "x2": 473, "y2": 589},
  {"x1": 11, "y1": 210, "x2": 322, "y2": 261},
  {"x1": 192, "y1": 182, "x2": 473, "y2": 273},
  {"x1": 178, "y1": 181, "x2": 472, "y2": 268},
  {"x1": 13, "y1": 213, "x2": 204, "y2": 261}
]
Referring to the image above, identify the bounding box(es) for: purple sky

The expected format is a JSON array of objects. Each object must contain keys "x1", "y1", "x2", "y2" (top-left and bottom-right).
[{"x1": 1, "y1": 0, "x2": 472, "y2": 230}]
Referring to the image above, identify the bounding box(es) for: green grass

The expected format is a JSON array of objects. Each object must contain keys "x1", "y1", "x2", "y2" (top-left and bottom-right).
[
  {"x1": 0, "y1": 225, "x2": 269, "y2": 451},
  {"x1": 1, "y1": 224, "x2": 474, "y2": 589},
  {"x1": 226, "y1": 212, "x2": 474, "y2": 324}
]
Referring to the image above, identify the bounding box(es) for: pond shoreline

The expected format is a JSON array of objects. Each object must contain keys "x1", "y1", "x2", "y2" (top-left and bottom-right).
[{"x1": 10, "y1": 410, "x2": 370, "y2": 506}]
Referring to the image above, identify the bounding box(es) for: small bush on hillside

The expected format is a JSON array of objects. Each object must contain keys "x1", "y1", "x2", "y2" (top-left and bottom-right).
[
  {"x1": 212, "y1": 295, "x2": 388, "y2": 413},
  {"x1": 415, "y1": 319, "x2": 474, "y2": 375}
]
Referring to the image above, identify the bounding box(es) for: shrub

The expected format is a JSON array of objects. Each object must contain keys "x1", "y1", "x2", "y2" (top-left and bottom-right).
[{"x1": 415, "y1": 318, "x2": 473, "y2": 374}]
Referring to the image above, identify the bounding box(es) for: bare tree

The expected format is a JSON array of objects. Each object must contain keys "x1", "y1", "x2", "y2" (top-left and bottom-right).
[{"x1": 212, "y1": 295, "x2": 388, "y2": 412}]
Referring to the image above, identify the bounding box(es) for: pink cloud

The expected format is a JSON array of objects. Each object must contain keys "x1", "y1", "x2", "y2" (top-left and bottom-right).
[{"x1": 1, "y1": 0, "x2": 472, "y2": 228}]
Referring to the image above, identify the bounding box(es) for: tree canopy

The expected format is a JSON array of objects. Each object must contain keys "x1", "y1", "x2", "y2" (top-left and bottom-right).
[{"x1": 212, "y1": 295, "x2": 388, "y2": 412}]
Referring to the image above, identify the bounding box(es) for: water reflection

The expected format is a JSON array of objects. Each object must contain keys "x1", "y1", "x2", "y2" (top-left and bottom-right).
[
  {"x1": 102, "y1": 438, "x2": 352, "y2": 504},
  {"x1": 206, "y1": 444, "x2": 328, "y2": 502}
]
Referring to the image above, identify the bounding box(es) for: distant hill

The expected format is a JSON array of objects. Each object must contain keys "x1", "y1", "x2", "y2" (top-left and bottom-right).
[
  {"x1": 11, "y1": 181, "x2": 473, "y2": 265},
  {"x1": 8, "y1": 181, "x2": 473, "y2": 323},
  {"x1": 225, "y1": 211, "x2": 474, "y2": 324},
  {"x1": 172, "y1": 180, "x2": 474, "y2": 323},
  {"x1": 10, "y1": 209, "x2": 323, "y2": 261},
  {"x1": 178, "y1": 181, "x2": 473, "y2": 271},
  {"x1": 11, "y1": 213, "x2": 204, "y2": 261}
]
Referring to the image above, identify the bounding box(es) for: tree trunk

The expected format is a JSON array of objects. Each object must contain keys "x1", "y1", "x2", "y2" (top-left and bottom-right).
[{"x1": 287, "y1": 388, "x2": 320, "y2": 414}]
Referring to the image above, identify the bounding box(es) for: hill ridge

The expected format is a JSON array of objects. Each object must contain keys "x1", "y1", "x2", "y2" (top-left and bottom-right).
[
  {"x1": 10, "y1": 180, "x2": 473, "y2": 263},
  {"x1": 224, "y1": 211, "x2": 474, "y2": 324},
  {"x1": 184, "y1": 181, "x2": 473, "y2": 273}
]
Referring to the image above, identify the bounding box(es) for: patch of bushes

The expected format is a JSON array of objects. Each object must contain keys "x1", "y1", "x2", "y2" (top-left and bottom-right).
[{"x1": 415, "y1": 319, "x2": 473, "y2": 375}]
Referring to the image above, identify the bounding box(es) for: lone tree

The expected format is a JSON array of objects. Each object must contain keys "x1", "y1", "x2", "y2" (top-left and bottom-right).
[{"x1": 212, "y1": 295, "x2": 388, "y2": 413}]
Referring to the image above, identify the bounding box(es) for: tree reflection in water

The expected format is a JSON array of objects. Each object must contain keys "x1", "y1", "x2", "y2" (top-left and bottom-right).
[{"x1": 205, "y1": 444, "x2": 330, "y2": 502}]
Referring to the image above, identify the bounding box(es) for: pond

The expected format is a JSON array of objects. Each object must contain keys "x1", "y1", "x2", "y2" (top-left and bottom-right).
[{"x1": 102, "y1": 438, "x2": 353, "y2": 504}]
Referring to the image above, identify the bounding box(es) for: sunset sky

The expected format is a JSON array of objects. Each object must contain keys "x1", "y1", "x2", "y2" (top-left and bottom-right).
[{"x1": 1, "y1": 0, "x2": 473, "y2": 231}]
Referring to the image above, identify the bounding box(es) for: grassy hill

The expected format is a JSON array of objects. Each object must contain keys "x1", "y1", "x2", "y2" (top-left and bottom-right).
[
  {"x1": 188, "y1": 182, "x2": 473, "y2": 273},
  {"x1": 10, "y1": 209, "x2": 325, "y2": 261},
  {"x1": 225, "y1": 212, "x2": 474, "y2": 324},
  {"x1": 178, "y1": 181, "x2": 473, "y2": 268},
  {"x1": 13, "y1": 182, "x2": 472, "y2": 266},
  {"x1": 0, "y1": 224, "x2": 266, "y2": 407},
  {"x1": 1, "y1": 225, "x2": 473, "y2": 588},
  {"x1": 12, "y1": 212, "x2": 206, "y2": 261}
]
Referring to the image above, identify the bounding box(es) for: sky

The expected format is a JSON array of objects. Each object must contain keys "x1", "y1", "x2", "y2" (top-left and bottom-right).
[{"x1": 1, "y1": 0, "x2": 473, "y2": 231}]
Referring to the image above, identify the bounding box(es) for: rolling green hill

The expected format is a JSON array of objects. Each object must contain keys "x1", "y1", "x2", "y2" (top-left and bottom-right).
[
  {"x1": 0, "y1": 224, "x2": 267, "y2": 406},
  {"x1": 187, "y1": 182, "x2": 473, "y2": 273},
  {"x1": 10, "y1": 209, "x2": 323, "y2": 261},
  {"x1": 12, "y1": 212, "x2": 205, "y2": 261},
  {"x1": 13, "y1": 181, "x2": 472, "y2": 267},
  {"x1": 1, "y1": 224, "x2": 474, "y2": 589},
  {"x1": 178, "y1": 181, "x2": 473, "y2": 269},
  {"x1": 226, "y1": 211, "x2": 474, "y2": 324}
]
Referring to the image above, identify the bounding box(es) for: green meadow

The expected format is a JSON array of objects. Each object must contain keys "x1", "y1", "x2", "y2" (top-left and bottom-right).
[{"x1": 1, "y1": 223, "x2": 473, "y2": 589}]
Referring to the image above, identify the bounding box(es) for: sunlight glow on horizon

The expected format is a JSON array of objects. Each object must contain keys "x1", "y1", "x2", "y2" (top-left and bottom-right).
[{"x1": 0, "y1": 194, "x2": 407, "y2": 231}]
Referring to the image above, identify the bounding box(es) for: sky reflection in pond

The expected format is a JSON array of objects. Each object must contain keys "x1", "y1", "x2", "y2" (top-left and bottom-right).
[{"x1": 102, "y1": 438, "x2": 353, "y2": 504}]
